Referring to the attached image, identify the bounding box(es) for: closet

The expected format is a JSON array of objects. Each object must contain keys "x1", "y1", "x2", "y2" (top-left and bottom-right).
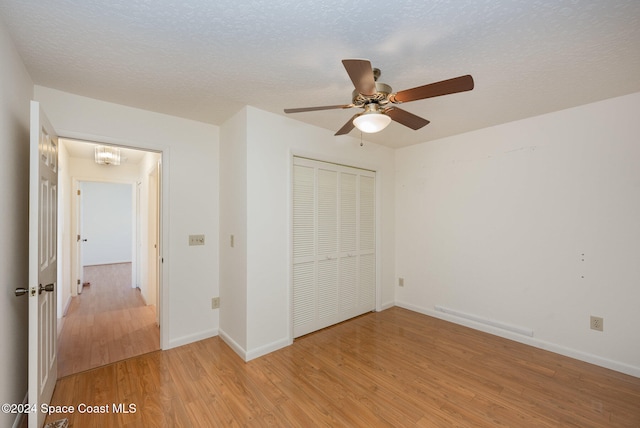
[{"x1": 292, "y1": 157, "x2": 376, "y2": 338}]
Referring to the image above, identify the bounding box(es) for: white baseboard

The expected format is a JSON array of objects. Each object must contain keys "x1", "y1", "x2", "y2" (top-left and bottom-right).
[
  {"x1": 396, "y1": 301, "x2": 640, "y2": 379},
  {"x1": 166, "y1": 328, "x2": 218, "y2": 350},
  {"x1": 378, "y1": 301, "x2": 395, "y2": 311},
  {"x1": 245, "y1": 337, "x2": 291, "y2": 362},
  {"x1": 138, "y1": 289, "x2": 149, "y2": 306},
  {"x1": 62, "y1": 295, "x2": 72, "y2": 316},
  {"x1": 218, "y1": 329, "x2": 247, "y2": 360},
  {"x1": 218, "y1": 329, "x2": 292, "y2": 362},
  {"x1": 434, "y1": 305, "x2": 534, "y2": 337},
  {"x1": 57, "y1": 296, "x2": 74, "y2": 337}
]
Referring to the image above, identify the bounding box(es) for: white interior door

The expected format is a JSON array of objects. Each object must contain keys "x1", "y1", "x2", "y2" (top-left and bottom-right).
[{"x1": 28, "y1": 101, "x2": 58, "y2": 428}]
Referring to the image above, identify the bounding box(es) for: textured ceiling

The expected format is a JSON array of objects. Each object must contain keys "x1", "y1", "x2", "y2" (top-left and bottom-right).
[{"x1": 1, "y1": 1, "x2": 639, "y2": 148}]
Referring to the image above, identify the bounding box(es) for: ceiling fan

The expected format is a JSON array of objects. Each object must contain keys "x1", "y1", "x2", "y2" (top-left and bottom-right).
[{"x1": 284, "y1": 59, "x2": 474, "y2": 136}]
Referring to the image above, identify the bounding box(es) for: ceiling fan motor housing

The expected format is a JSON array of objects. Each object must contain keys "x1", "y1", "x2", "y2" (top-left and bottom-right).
[{"x1": 352, "y1": 82, "x2": 392, "y2": 107}]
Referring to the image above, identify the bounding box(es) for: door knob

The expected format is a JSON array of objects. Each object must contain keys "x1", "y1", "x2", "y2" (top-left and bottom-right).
[
  {"x1": 39, "y1": 283, "x2": 54, "y2": 294},
  {"x1": 15, "y1": 288, "x2": 28, "y2": 297}
]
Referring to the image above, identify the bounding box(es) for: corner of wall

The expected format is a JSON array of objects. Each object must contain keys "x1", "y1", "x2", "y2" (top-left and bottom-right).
[{"x1": 0, "y1": 16, "x2": 34, "y2": 428}]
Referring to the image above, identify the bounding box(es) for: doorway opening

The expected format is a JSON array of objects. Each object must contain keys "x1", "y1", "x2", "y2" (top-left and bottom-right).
[{"x1": 57, "y1": 138, "x2": 162, "y2": 377}]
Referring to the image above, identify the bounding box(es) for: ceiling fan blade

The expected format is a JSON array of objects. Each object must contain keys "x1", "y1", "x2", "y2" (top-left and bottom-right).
[
  {"x1": 334, "y1": 114, "x2": 359, "y2": 136},
  {"x1": 385, "y1": 107, "x2": 430, "y2": 130},
  {"x1": 284, "y1": 104, "x2": 352, "y2": 114},
  {"x1": 391, "y1": 75, "x2": 474, "y2": 103},
  {"x1": 342, "y1": 59, "x2": 377, "y2": 96}
]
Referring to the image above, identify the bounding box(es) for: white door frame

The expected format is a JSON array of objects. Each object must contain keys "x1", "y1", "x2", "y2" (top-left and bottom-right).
[
  {"x1": 147, "y1": 164, "x2": 161, "y2": 325},
  {"x1": 74, "y1": 178, "x2": 137, "y2": 291},
  {"x1": 76, "y1": 185, "x2": 84, "y2": 294}
]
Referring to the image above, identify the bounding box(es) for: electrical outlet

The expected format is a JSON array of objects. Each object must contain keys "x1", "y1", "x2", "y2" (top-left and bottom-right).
[
  {"x1": 212, "y1": 297, "x2": 220, "y2": 309},
  {"x1": 590, "y1": 316, "x2": 603, "y2": 332},
  {"x1": 398, "y1": 277, "x2": 404, "y2": 287}
]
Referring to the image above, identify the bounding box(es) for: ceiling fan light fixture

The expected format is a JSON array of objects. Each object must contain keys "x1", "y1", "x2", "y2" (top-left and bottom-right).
[
  {"x1": 352, "y1": 105, "x2": 391, "y2": 133},
  {"x1": 94, "y1": 145, "x2": 121, "y2": 165},
  {"x1": 284, "y1": 59, "x2": 474, "y2": 136}
]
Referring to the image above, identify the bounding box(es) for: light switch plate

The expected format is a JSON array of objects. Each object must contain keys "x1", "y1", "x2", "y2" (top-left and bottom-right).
[{"x1": 189, "y1": 234, "x2": 205, "y2": 246}]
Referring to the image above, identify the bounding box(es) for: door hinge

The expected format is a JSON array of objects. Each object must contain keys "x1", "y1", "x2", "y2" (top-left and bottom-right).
[
  {"x1": 77, "y1": 279, "x2": 80, "y2": 285},
  {"x1": 77, "y1": 189, "x2": 81, "y2": 196}
]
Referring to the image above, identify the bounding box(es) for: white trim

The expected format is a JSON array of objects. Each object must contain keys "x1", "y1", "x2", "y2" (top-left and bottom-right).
[
  {"x1": 434, "y1": 305, "x2": 534, "y2": 337},
  {"x1": 396, "y1": 302, "x2": 640, "y2": 378},
  {"x1": 219, "y1": 328, "x2": 292, "y2": 362},
  {"x1": 158, "y1": 149, "x2": 170, "y2": 351},
  {"x1": 374, "y1": 168, "x2": 383, "y2": 313},
  {"x1": 219, "y1": 328, "x2": 247, "y2": 360},
  {"x1": 82, "y1": 261, "x2": 134, "y2": 267},
  {"x1": 52, "y1": 129, "x2": 163, "y2": 155},
  {"x1": 74, "y1": 179, "x2": 137, "y2": 290},
  {"x1": 377, "y1": 301, "x2": 395, "y2": 312},
  {"x1": 167, "y1": 328, "x2": 218, "y2": 350},
  {"x1": 62, "y1": 295, "x2": 72, "y2": 316},
  {"x1": 245, "y1": 337, "x2": 292, "y2": 362}
]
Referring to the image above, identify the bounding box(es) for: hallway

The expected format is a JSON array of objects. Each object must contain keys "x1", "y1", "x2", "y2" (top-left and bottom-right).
[{"x1": 57, "y1": 263, "x2": 160, "y2": 378}]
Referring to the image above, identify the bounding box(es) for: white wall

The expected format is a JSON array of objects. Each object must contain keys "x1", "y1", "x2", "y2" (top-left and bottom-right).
[
  {"x1": 395, "y1": 92, "x2": 640, "y2": 377},
  {"x1": 219, "y1": 108, "x2": 248, "y2": 353},
  {"x1": 219, "y1": 106, "x2": 396, "y2": 360},
  {"x1": 81, "y1": 181, "x2": 133, "y2": 266},
  {"x1": 0, "y1": 17, "x2": 33, "y2": 428},
  {"x1": 34, "y1": 86, "x2": 220, "y2": 349}
]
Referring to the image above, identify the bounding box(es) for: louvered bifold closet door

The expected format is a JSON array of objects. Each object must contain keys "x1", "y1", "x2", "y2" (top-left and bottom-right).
[
  {"x1": 358, "y1": 175, "x2": 376, "y2": 309},
  {"x1": 293, "y1": 157, "x2": 376, "y2": 338},
  {"x1": 292, "y1": 164, "x2": 315, "y2": 330}
]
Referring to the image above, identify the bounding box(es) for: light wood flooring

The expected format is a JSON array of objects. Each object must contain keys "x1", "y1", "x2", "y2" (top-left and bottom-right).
[
  {"x1": 57, "y1": 263, "x2": 160, "y2": 378},
  {"x1": 45, "y1": 307, "x2": 640, "y2": 427}
]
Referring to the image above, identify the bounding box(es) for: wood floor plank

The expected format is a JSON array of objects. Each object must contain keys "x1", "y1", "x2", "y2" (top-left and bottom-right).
[
  {"x1": 45, "y1": 307, "x2": 640, "y2": 427},
  {"x1": 57, "y1": 263, "x2": 160, "y2": 377}
]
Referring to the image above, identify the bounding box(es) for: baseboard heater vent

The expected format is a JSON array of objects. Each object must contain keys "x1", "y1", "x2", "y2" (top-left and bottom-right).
[{"x1": 434, "y1": 305, "x2": 534, "y2": 337}]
